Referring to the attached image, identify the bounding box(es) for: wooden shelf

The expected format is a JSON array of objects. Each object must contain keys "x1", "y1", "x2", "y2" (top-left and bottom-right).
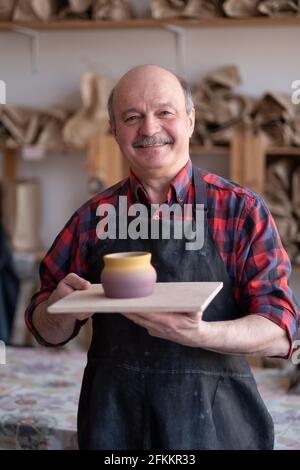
[
  {"x1": 191, "y1": 145, "x2": 300, "y2": 157},
  {"x1": 190, "y1": 145, "x2": 229, "y2": 155},
  {"x1": 267, "y1": 147, "x2": 300, "y2": 156},
  {"x1": 0, "y1": 144, "x2": 84, "y2": 154},
  {"x1": 1, "y1": 16, "x2": 300, "y2": 31},
  {"x1": 2, "y1": 144, "x2": 300, "y2": 157},
  {"x1": 2, "y1": 143, "x2": 300, "y2": 155}
]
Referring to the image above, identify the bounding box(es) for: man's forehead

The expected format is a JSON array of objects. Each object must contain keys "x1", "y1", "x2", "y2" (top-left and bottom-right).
[
  {"x1": 120, "y1": 99, "x2": 178, "y2": 112},
  {"x1": 114, "y1": 81, "x2": 184, "y2": 113}
]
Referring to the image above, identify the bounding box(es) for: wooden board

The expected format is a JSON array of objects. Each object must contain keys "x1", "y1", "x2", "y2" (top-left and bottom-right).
[{"x1": 47, "y1": 282, "x2": 223, "y2": 314}]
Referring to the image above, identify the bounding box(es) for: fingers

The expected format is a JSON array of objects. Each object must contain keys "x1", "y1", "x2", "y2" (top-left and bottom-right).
[
  {"x1": 122, "y1": 311, "x2": 204, "y2": 348},
  {"x1": 63, "y1": 273, "x2": 91, "y2": 291},
  {"x1": 122, "y1": 311, "x2": 200, "y2": 325},
  {"x1": 54, "y1": 282, "x2": 74, "y2": 299},
  {"x1": 186, "y1": 310, "x2": 202, "y2": 320},
  {"x1": 122, "y1": 310, "x2": 202, "y2": 334},
  {"x1": 48, "y1": 273, "x2": 91, "y2": 306},
  {"x1": 68, "y1": 312, "x2": 93, "y2": 321},
  {"x1": 121, "y1": 312, "x2": 154, "y2": 330}
]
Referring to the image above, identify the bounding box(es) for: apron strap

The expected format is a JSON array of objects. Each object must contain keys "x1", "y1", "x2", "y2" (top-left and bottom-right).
[{"x1": 192, "y1": 164, "x2": 207, "y2": 209}]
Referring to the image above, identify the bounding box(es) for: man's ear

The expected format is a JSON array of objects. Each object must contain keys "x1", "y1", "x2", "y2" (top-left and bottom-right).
[
  {"x1": 109, "y1": 120, "x2": 117, "y2": 140},
  {"x1": 188, "y1": 107, "x2": 195, "y2": 138}
]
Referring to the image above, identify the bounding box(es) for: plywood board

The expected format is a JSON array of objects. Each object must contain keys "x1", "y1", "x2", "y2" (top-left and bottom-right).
[{"x1": 48, "y1": 282, "x2": 223, "y2": 314}]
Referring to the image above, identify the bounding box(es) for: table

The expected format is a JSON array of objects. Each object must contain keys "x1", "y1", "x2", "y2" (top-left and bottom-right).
[{"x1": 0, "y1": 347, "x2": 299, "y2": 450}]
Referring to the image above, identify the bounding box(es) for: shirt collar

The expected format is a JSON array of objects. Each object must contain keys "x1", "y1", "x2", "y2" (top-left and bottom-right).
[{"x1": 129, "y1": 159, "x2": 193, "y2": 205}]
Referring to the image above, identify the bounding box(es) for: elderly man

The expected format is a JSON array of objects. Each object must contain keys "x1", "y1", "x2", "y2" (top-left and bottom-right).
[{"x1": 25, "y1": 65, "x2": 299, "y2": 450}]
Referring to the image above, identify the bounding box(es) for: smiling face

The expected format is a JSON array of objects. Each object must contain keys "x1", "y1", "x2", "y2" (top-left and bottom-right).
[{"x1": 110, "y1": 66, "x2": 195, "y2": 179}]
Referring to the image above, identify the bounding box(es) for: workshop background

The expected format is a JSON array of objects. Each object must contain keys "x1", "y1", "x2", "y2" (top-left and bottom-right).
[{"x1": 0, "y1": 0, "x2": 300, "y2": 450}]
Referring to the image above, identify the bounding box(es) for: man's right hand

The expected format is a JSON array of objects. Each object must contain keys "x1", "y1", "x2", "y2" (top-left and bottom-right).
[
  {"x1": 47, "y1": 273, "x2": 93, "y2": 321},
  {"x1": 32, "y1": 273, "x2": 93, "y2": 345}
]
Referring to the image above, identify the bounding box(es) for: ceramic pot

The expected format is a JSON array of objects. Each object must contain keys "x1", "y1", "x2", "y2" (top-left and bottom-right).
[{"x1": 101, "y1": 251, "x2": 157, "y2": 298}]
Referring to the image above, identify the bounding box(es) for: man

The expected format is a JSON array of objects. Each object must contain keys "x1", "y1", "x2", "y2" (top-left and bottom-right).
[{"x1": 25, "y1": 65, "x2": 299, "y2": 450}]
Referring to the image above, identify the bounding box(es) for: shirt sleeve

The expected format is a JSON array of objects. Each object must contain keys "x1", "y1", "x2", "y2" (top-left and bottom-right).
[
  {"x1": 24, "y1": 210, "x2": 88, "y2": 347},
  {"x1": 236, "y1": 195, "x2": 300, "y2": 359}
]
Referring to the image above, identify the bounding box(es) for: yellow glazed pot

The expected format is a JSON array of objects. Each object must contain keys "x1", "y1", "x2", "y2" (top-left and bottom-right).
[{"x1": 101, "y1": 251, "x2": 157, "y2": 298}]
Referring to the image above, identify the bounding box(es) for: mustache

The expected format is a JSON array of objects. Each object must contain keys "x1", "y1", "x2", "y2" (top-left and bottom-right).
[{"x1": 132, "y1": 134, "x2": 174, "y2": 148}]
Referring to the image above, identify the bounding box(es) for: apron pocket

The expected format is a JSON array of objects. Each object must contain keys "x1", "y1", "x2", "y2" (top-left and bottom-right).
[{"x1": 211, "y1": 375, "x2": 274, "y2": 450}]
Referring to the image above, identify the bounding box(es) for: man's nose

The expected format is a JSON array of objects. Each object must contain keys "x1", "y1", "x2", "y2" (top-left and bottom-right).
[{"x1": 139, "y1": 116, "x2": 161, "y2": 136}]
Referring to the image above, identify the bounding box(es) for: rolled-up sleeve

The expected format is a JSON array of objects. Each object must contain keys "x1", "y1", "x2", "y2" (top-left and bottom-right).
[
  {"x1": 25, "y1": 211, "x2": 88, "y2": 347},
  {"x1": 237, "y1": 195, "x2": 299, "y2": 358}
]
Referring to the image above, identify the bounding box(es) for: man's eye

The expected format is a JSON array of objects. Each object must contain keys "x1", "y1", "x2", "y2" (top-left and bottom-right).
[
  {"x1": 125, "y1": 115, "x2": 139, "y2": 122},
  {"x1": 160, "y1": 111, "x2": 172, "y2": 116}
]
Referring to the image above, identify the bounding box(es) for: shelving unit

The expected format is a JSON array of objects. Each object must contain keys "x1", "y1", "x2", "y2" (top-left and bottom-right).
[
  {"x1": 1, "y1": 135, "x2": 300, "y2": 275},
  {"x1": 2, "y1": 134, "x2": 300, "y2": 197},
  {"x1": 1, "y1": 15, "x2": 299, "y2": 267},
  {"x1": 1, "y1": 15, "x2": 298, "y2": 75},
  {"x1": 229, "y1": 127, "x2": 300, "y2": 195},
  {"x1": 1, "y1": 16, "x2": 300, "y2": 30}
]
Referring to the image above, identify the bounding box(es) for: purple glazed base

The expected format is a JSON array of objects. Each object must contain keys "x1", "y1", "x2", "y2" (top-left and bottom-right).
[{"x1": 101, "y1": 270, "x2": 157, "y2": 298}]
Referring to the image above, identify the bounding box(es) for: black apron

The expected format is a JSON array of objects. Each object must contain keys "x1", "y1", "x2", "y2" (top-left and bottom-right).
[{"x1": 77, "y1": 166, "x2": 274, "y2": 450}]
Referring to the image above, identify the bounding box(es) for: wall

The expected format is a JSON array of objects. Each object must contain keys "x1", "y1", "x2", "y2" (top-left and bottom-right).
[{"x1": 1, "y1": 5, "x2": 300, "y2": 249}]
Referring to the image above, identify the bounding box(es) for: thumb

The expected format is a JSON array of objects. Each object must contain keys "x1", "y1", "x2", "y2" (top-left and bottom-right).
[{"x1": 63, "y1": 273, "x2": 91, "y2": 291}]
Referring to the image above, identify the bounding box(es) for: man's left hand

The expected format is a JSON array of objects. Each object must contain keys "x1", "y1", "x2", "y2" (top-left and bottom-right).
[{"x1": 121, "y1": 311, "x2": 206, "y2": 347}]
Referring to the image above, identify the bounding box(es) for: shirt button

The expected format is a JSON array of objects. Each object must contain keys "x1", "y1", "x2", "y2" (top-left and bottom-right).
[{"x1": 153, "y1": 215, "x2": 159, "y2": 220}]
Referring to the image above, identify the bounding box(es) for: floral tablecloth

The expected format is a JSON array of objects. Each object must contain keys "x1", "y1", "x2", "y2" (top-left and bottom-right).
[
  {"x1": 252, "y1": 366, "x2": 300, "y2": 450},
  {"x1": 0, "y1": 346, "x2": 299, "y2": 450},
  {"x1": 0, "y1": 347, "x2": 85, "y2": 450}
]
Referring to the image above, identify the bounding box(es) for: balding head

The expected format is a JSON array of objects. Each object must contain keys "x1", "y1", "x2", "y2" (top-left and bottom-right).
[
  {"x1": 108, "y1": 65, "x2": 194, "y2": 128},
  {"x1": 107, "y1": 64, "x2": 195, "y2": 180}
]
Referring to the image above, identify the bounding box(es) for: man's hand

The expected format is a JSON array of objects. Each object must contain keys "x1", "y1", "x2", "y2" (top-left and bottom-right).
[
  {"x1": 47, "y1": 273, "x2": 92, "y2": 321},
  {"x1": 32, "y1": 273, "x2": 93, "y2": 346},
  {"x1": 121, "y1": 311, "x2": 206, "y2": 348},
  {"x1": 121, "y1": 311, "x2": 291, "y2": 357}
]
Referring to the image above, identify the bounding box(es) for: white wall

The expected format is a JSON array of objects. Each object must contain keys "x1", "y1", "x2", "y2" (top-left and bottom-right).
[{"x1": 1, "y1": 4, "x2": 300, "y2": 249}]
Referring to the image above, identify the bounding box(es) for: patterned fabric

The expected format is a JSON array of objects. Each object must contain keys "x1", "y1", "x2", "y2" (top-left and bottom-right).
[
  {"x1": 25, "y1": 159, "x2": 299, "y2": 354},
  {"x1": 253, "y1": 366, "x2": 300, "y2": 450},
  {"x1": 0, "y1": 347, "x2": 83, "y2": 450},
  {"x1": 0, "y1": 347, "x2": 299, "y2": 450}
]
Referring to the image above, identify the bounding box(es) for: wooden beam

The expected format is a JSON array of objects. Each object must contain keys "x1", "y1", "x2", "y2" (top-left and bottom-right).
[
  {"x1": 3, "y1": 147, "x2": 18, "y2": 182},
  {"x1": 87, "y1": 134, "x2": 126, "y2": 189},
  {"x1": 230, "y1": 127, "x2": 267, "y2": 194},
  {"x1": 230, "y1": 127, "x2": 244, "y2": 186},
  {"x1": 1, "y1": 147, "x2": 18, "y2": 238}
]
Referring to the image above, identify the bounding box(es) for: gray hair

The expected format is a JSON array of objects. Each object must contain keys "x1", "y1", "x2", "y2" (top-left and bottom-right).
[{"x1": 107, "y1": 74, "x2": 194, "y2": 128}]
